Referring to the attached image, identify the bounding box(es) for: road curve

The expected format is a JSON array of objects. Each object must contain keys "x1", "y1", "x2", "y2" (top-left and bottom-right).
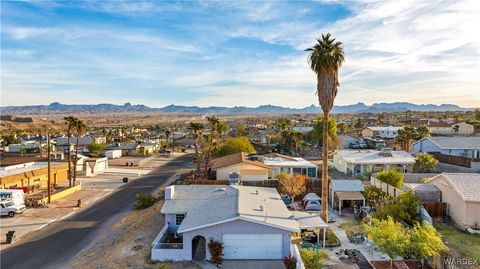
[{"x1": 0, "y1": 154, "x2": 193, "y2": 269}]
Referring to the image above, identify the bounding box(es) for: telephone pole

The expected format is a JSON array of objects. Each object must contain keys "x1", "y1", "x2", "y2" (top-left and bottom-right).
[{"x1": 47, "y1": 133, "x2": 51, "y2": 204}]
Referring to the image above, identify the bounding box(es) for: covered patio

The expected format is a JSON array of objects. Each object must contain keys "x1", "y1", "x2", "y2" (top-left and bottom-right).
[
  {"x1": 330, "y1": 180, "x2": 365, "y2": 216},
  {"x1": 292, "y1": 211, "x2": 329, "y2": 247},
  {"x1": 335, "y1": 191, "x2": 365, "y2": 216}
]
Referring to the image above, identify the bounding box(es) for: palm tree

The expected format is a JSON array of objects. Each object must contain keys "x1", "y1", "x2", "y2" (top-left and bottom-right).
[
  {"x1": 64, "y1": 116, "x2": 77, "y2": 187},
  {"x1": 396, "y1": 125, "x2": 416, "y2": 152},
  {"x1": 306, "y1": 33, "x2": 344, "y2": 222},
  {"x1": 164, "y1": 129, "x2": 172, "y2": 149},
  {"x1": 204, "y1": 116, "x2": 220, "y2": 178},
  {"x1": 73, "y1": 119, "x2": 86, "y2": 186},
  {"x1": 189, "y1": 122, "x2": 204, "y2": 176}
]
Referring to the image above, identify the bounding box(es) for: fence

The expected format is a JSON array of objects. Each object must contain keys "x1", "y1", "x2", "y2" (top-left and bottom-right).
[
  {"x1": 429, "y1": 152, "x2": 477, "y2": 168},
  {"x1": 186, "y1": 179, "x2": 229, "y2": 185},
  {"x1": 290, "y1": 243, "x2": 305, "y2": 269},
  {"x1": 370, "y1": 176, "x2": 404, "y2": 198},
  {"x1": 422, "y1": 202, "x2": 447, "y2": 219}
]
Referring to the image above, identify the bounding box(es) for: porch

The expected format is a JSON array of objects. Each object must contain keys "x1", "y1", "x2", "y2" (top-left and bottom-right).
[{"x1": 151, "y1": 224, "x2": 186, "y2": 261}]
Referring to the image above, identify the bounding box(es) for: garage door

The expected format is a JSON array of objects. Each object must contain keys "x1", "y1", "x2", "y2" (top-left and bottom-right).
[{"x1": 222, "y1": 234, "x2": 283, "y2": 259}]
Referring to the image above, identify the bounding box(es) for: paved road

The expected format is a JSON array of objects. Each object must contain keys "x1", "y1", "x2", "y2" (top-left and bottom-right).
[{"x1": 0, "y1": 154, "x2": 193, "y2": 269}]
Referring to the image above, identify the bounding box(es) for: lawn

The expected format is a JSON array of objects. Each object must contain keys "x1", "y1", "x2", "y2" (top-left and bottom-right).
[{"x1": 436, "y1": 223, "x2": 480, "y2": 261}]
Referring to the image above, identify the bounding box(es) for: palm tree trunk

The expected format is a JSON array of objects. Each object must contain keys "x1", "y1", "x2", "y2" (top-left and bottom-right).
[
  {"x1": 73, "y1": 138, "x2": 79, "y2": 186},
  {"x1": 204, "y1": 137, "x2": 213, "y2": 179},
  {"x1": 67, "y1": 135, "x2": 72, "y2": 187},
  {"x1": 321, "y1": 112, "x2": 329, "y2": 222}
]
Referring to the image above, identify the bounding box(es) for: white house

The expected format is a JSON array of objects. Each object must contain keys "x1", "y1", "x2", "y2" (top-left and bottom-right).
[
  {"x1": 333, "y1": 149, "x2": 415, "y2": 176},
  {"x1": 151, "y1": 185, "x2": 328, "y2": 262},
  {"x1": 429, "y1": 122, "x2": 474, "y2": 136},
  {"x1": 413, "y1": 137, "x2": 480, "y2": 159},
  {"x1": 361, "y1": 126, "x2": 403, "y2": 139},
  {"x1": 261, "y1": 153, "x2": 318, "y2": 179}
]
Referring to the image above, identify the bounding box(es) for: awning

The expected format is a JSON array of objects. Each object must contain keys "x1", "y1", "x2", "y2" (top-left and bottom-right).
[
  {"x1": 292, "y1": 211, "x2": 328, "y2": 229},
  {"x1": 335, "y1": 191, "x2": 365, "y2": 201}
]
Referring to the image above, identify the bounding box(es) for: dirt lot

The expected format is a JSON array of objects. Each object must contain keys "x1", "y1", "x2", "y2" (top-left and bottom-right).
[{"x1": 69, "y1": 195, "x2": 200, "y2": 269}]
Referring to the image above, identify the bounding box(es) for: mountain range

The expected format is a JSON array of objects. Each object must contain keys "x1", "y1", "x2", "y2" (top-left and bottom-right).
[{"x1": 0, "y1": 102, "x2": 473, "y2": 115}]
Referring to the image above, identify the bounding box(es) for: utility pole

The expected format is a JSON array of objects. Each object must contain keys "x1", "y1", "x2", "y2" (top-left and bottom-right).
[{"x1": 47, "y1": 133, "x2": 51, "y2": 204}]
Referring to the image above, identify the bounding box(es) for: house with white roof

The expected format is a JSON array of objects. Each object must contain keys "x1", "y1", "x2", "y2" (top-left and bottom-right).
[
  {"x1": 333, "y1": 149, "x2": 415, "y2": 176},
  {"x1": 330, "y1": 180, "x2": 365, "y2": 215},
  {"x1": 261, "y1": 153, "x2": 318, "y2": 179},
  {"x1": 361, "y1": 126, "x2": 403, "y2": 139},
  {"x1": 429, "y1": 122, "x2": 474, "y2": 136},
  {"x1": 426, "y1": 173, "x2": 480, "y2": 229},
  {"x1": 413, "y1": 137, "x2": 480, "y2": 159},
  {"x1": 151, "y1": 185, "x2": 328, "y2": 261}
]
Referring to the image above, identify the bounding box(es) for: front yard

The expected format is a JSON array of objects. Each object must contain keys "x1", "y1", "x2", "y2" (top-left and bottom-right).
[{"x1": 436, "y1": 223, "x2": 480, "y2": 261}]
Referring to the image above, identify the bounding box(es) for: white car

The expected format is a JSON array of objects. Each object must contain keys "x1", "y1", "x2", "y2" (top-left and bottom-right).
[{"x1": 0, "y1": 201, "x2": 26, "y2": 218}]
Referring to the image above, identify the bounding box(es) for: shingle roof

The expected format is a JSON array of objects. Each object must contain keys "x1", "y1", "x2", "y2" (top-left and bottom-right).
[
  {"x1": 427, "y1": 173, "x2": 480, "y2": 202},
  {"x1": 418, "y1": 137, "x2": 480, "y2": 150},
  {"x1": 210, "y1": 152, "x2": 271, "y2": 169}
]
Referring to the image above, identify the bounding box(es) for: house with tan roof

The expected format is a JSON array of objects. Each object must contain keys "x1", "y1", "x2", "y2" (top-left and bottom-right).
[
  {"x1": 210, "y1": 152, "x2": 271, "y2": 182},
  {"x1": 261, "y1": 153, "x2": 319, "y2": 179},
  {"x1": 426, "y1": 173, "x2": 480, "y2": 229}
]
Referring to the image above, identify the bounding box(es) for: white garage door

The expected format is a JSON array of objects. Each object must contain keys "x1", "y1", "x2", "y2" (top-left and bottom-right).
[{"x1": 222, "y1": 234, "x2": 283, "y2": 259}]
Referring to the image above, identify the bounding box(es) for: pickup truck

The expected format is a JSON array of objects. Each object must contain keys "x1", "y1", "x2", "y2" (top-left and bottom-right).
[{"x1": 0, "y1": 200, "x2": 26, "y2": 218}]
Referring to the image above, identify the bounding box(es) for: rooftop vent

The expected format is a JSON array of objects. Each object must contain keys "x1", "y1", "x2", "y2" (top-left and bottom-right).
[
  {"x1": 259, "y1": 205, "x2": 264, "y2": 211},
  {"x1": 380, "y1": 148, "x2": 393, "y2": 157},
  {"x1": 255, "y1": 189, "x2": 259, "y2": 195}
]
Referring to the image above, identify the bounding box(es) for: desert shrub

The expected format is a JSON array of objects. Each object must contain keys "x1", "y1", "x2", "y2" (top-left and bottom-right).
[
  {"x1": 207, "y1": 238, "x2": 224, "y2": 267},
  {"x1": 283, "y1": 254, "x2": 296, "y2": 269},
  {"x1": 158, "y1": 262, "x2": 169, "y2": 269},
  {"x1": 299, "y1": 249, "x2": 328, "y2": 269},
  {"x1": 135, "y1": 193, "x2": 156, "y2": 209}
]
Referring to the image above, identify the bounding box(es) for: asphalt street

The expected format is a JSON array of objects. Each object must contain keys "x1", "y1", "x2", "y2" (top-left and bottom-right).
[{"x1": 0, "y1": 154, "x2": 193, "y2": 269}]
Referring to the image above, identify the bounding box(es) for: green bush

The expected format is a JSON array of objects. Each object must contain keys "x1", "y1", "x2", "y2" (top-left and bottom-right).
[
  {"x1": 364, "y1": 185, "x2": 388, "y2": 210},
  {"x1": 135, "y1": 193, "x2": 156, "y2": 209},
  {"x1": 374, "y1": 190, "x2": 421, "y2": 226},
  {"x1": 376, "y1": 169, "x2": 404, "y2": 188},
  {"x1": 299, "y1": 249, "x2": 328, "y2": 269},
  {"x1": 158, "y1": 262, "x2": 169, "y2": 269}
]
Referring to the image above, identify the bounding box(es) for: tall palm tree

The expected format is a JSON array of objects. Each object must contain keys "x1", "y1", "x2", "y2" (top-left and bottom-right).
[
  {"x1": 73, "y1": 119, "x2": 86, "y2": 186},
  {"x1": 189, "y1": 122, "x2": 204, "y2": 175},
  {"x1": 164, "y1": 129, "x2": 172, "y2": 149},
  {"x1": 204, "y1": 116, "x2": 220, "y2": 178},
  {"x1": 306, "y1": 33, "x2": 344, "y2": 222},
  {"x1": 64, "y1": 116, "x2": 77, "y2": 187}
]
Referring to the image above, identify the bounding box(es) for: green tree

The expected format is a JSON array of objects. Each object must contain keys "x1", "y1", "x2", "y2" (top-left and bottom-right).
[
  {"x1": 306, "y1": 33, "x2": 344, "y2": 223},
  {"x1": 363, "y1": 217, "x2": 410, "y2": 269},
  {"x1": 204, "y1": 116, "x2": 221, "y2": 178},
  {"x1": 396, "y1": 125, "x2": 417, "y2": 152},
  {"x1": 409, "y1": 221, "x2": 448, "y2": 267},
  {"x1": 375, "y1": 190, "x2": 421, "y2": 226},
  {"x1": 415, "y1": 125, "x2": 430, "y2": 140},
  {"x1": 310, "y1": 116, "x2": 337, "y2": 147},
  {"x1": 364, "y1": 185, "x2": 389, "y2": 210},
  {"x1": 277, "y1": 117, "x2": 293, "y2": 131},
  {"x1": 236, "y1": 124, "x2": 246, "y2": 137},
  {"x1": 73, "y1": 119, "x2": 86, "y2": 186},
  {"x1": 1, "y1": 134, "x2": 19, "y2": 146},
  {"x1": 413, "y1": 153, "x2": 438, "y2": 173},
  {"x1": 87, "y1": 143, "x2": 105, "y2": 156},
  {"x1": 216, "y1": 137, "x2": 255, "y2": 157},
  {"x1": 376, "y1": 169, "x2": 404, "y2": 189},
  {"x1": 189, "y1": 122, "x2": 204, "y2": 174},
  {"x1": 474, "y1": 109, "x2": 480, "y2": 121},
  {"x1": 299, "y1": 249, "x2": 328, "y2": 269}
]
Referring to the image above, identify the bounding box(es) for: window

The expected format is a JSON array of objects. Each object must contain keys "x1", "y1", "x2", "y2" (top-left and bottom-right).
[
  {"x1": 307, "y1": 168, "x2": 317, "y2": 178},
  {"x1": 176, "y1": 214, "x2": 185, "y2": 225},
  {"x1": 292, "y1": 168, "x2": 302, "y2": 174}
]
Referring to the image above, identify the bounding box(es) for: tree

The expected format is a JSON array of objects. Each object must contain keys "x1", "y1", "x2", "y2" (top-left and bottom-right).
[
  {"x1": 64, "y1": 116, "x2": 77, "y2": 187},
  {"x1": 363, "y1": 217, "x2": 410, "y2": 269},
  {"x1": 364, "y1": 185, "x2": 389, "y2": 210},
  {"x1": 474, "y1": 109, "x2": 480, "y2": 121},
  {"x1": 306, "y1": 33, "x2": 344, "y2": 223},
  {"x1": 216, "y1": 137, "x2": 255, "y2": 157},
  {"x1": 1, "y1": 134, "x2": 19, "y2": 147},
  {"x1": 376, "y1": 169, "x2": 404, "y2": 189},
  {"x1": 164, "y1": 129, "x2": 171, "y2": 148},
  {"x1": 277, "y1": 117, "x2": 292, "y2": 131},
  {"x1": 414, "y1": 153, "x2": 438, "y2": 173},
  {"x1": 310, "y1": 116, "x2": 337, "y2": 147},
  {"x1": 374, "y1": 190, "x2": 421, "y2": 226},
  {"x1": 339, "y1": 122, "x2": 347, "y2": 134},
  {"x1": 453, "y1": 124, "x2": 459, "y2": 134},
  {"x1": 277, "y1": 173, "x2": 307, "y2": 204},
  {"x1": 73, "y1": 119, "x2": 86, "y2": 186},
  {"x1": 87, "y1": 143, "x2": 105, "y2": 156},
  {"x1": 236, "y1": 123, "x2": 246, "y2": 137},
  {"x1": 189, "y1": 122, "x2": 204, "y2": 174},
  {"x1": 416, "y1": 125, "x2": 430, "y2": 140},
  {"x1": 396, "y1": 125, "x2": 417, "y2": 152},
  {"x1": 299, "y1": 249, "x2": 328, "y2": 269},
  {"x1": 204, "y1": 116, "x2": 220, "y2": 178},
  {"x1": 409, "y1": 221, "x2": 448, "y2": 267}
]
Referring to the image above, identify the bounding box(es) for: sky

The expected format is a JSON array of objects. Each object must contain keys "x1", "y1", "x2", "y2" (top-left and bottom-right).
[{"x1": 1, "y1": 0, "x2": 479, "y2": 108}]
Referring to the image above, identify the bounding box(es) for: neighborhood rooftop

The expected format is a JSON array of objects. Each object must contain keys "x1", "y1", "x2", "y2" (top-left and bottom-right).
[
  {"x1": 427, "y1": 173, "x2": 480, "y2": 202},
  {"x1": 335, "y1": 149, "x2": 415, "y2": 164},
  {"x1": 210, "y1": 152, "x2": 271, "y2": 169},
  {"x1": 415, "y1": 137, "x2": 480, "y2": 149}
]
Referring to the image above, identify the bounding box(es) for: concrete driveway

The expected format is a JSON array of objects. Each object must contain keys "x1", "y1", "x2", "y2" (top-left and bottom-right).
[{"x1": 221, "y1": 260, "x2": 284, "y2": 269}]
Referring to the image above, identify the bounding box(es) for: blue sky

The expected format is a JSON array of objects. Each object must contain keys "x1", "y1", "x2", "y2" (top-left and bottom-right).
[{"x1": 1, "y1": 0, "x2": 479, "y2": 108}]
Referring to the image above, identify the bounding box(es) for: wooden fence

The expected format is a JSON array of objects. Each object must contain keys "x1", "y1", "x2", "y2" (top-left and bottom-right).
[
  {"x1": 422, "y1": 202, "x2": 447, "y2": 218},
  {"x1": 429, "y1": 152, "x2": 476, "y2": 168},
  {"x1": 186, "y1": 179, "x2": 229, "y2": 185}
]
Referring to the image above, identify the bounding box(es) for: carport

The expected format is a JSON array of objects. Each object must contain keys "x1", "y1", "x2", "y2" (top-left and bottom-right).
[
  {"x1": 330, "y1": 180, "x2": 365, "y2": 216},
  {"x1": 292, "y1": 211, "x2": 328, "y2": 247}
]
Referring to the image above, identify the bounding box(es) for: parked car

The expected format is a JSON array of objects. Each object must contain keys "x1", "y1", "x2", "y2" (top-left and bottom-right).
[{"x1": 0, "y1": 201, "x2": 26, "y2": 217}]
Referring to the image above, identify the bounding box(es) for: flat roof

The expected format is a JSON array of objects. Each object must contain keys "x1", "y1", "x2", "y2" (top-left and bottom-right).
[
  {"x1": 336, "y1": 191, "x2": 365, "y2": 201},
  {"x1": 335, "y1": 150, "x2": 415, "y2": 164},
  {"x1": 0, "y1": 161, "x2": 64, "y2": 178}
]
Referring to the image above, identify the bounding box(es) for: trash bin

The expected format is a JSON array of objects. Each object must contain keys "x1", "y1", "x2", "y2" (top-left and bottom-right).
[
  {"x1": 6, "y1": 231, "x2": 16, "y2": 244},
  {"x1": 123, "y1": 177, "x2": 128, "y2": 183}
]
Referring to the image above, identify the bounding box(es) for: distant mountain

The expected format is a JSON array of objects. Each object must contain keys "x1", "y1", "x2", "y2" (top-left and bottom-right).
[{"x1": 0, "y1": 102, "x2": 473, "y2": 115}]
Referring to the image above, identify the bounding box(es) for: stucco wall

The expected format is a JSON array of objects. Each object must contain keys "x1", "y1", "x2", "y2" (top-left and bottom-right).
[
  {"x1": 428, "y1": 179, "x2": 468, "y2": 228},
  {"x1": 216, "y1": 163, "x2": 269, "y2": 181},
  {"x1": 182, "y1": 219, "x2": 292, "y2": 260}
]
